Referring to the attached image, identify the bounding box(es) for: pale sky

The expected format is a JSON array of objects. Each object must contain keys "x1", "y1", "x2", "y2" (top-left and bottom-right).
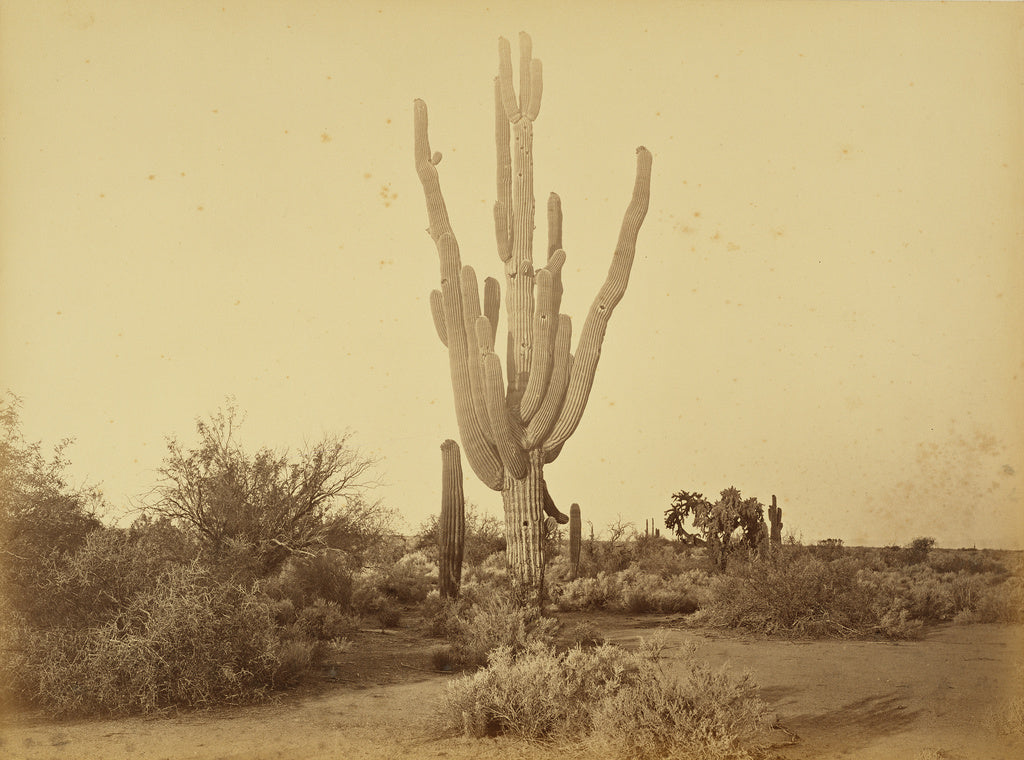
[{"x1": 2, "y1": 0, "x2": 1022, "y2": 549}]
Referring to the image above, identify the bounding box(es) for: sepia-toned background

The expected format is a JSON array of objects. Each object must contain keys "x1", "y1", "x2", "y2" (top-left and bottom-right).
[{"x1": 2, "y1": 0, "x2": 1021, "y2": 549}]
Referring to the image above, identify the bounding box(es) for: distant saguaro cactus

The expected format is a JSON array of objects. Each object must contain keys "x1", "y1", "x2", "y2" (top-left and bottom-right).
[
  {"x1": 769, "y1": 495, "x2": 783, "y2": 547},
  {"x1": 439, "y1": 439, "x2": 465, "y2": 599},
  {"x1": 568, "y1": 503, "x2": 581, "y2": 580},
  {"x1": 414, "y1": 33, "x2": 652, "y2": 605}
]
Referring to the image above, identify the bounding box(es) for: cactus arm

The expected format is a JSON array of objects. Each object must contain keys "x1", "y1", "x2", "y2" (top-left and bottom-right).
[
  {"x1": 429, "y1": 289, "x2": 448, "y2": 347},
  {"x1": 518, "y1": 31, "x2": 532, "y2": 116},
  {"x1": 541, "y1": 480, "x2": 569, "y2": 524},
  {"x1": 438, "y1": 235, "x2": 504, "y2": 490},
  {"x1": 413, "y1": 100, "x2": 451, "y2": 240},
  {"x1": 498, "y1": 37, "x2": 520, "y2": 122},
  {"x1": 525, "y1": 314, "x2": 572, "y2": 448},
  {"x1": 460, "y1": 266, "x2": 495, "y2": 444},
  {"x1": 546, "y1": 247, "x2": 565, "y2": 326},
  {"x1": 494, "y1": 78, "x2": 513, "y2": 263},
  {"x1": 526, "y1": 59, "x2": 543, "y2": 121},
  {"x1": 519, "y1": 268, "x2": 555, "y2": 422},
  {"x1": 484, "y1": 277, "x2": 501, "y2": 346},
  {"x1": 547, "y1": 193, "x2": 562, "y2": 260},
  {"x1": 439, "y1": 439, "x2": 466, "y2": 599},
  {"x1": 498, "y1": 34, "x2": 542, "y2": 397},
  {"x1": 415, "y1": 98, "x2": 504, "y2": 489},
  {"x1": 542, "y1": 147, "x2": 653, "y2": 456},
  {"x1": 477, "y1": 317, "x2": 528, "y2": 479}
]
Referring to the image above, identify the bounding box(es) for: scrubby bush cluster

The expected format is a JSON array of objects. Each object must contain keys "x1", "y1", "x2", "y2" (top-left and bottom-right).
[
  {"x1": 435, "y1": 634, "x2": 772, "y2": 760},
  {"x1": 0, "y1": 397, "x2": 396, "y2": 716},
  {"x1": 697, "y1": 543, "x2": 1023, "y2": 639}
]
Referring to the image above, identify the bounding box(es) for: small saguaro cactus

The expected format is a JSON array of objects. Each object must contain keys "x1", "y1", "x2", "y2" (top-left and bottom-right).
[
  {"x1": 769, "y1": 494, "x2": 783, "y2": 547},
  {"x1": 568, "y1": 502, "x2": 581, "y2": 580},
  {"x1": 414, "y1": 32, "x2": 652, "y2": 606},
  {"x1": 439, "y1": 439, "x2": 466, "y2": 599}
]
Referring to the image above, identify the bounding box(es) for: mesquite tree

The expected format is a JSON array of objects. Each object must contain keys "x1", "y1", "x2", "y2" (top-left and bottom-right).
[{"x1": 414, "y1": 33, "x2": 652, "y2": 605}]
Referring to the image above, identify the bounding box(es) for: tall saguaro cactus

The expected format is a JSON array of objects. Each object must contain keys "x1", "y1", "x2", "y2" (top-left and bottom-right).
[
  {"x1": 439, "y1": 439, "x2": 465, "y2": 599},
  {"x1": 414, "y1": 32, "x2": 652, "y2": 605}
]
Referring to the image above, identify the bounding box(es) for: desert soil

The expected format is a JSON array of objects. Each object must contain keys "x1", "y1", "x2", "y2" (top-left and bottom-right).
[{"x1": 1, "y1": 615, "x2": 1021, "y2": 760}]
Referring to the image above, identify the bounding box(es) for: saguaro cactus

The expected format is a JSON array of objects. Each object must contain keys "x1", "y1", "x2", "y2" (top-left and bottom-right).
[
  {"x1": 439, "y1": 439, "x2": 465, "y2": 599},
  {"x1": 414, "y1": 32, "x2": 652, "y2": 605},
  {"x1": 769, "y1": 494, "x2": 783, "y2": 547},
  {"x1": 568, "y1": 503, "x2": 581, "y2": 580}
]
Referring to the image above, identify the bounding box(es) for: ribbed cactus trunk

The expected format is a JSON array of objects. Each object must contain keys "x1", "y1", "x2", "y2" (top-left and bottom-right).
[
  {"x1": 439, "y1": 439, "x2": 465, "y2": 599},
  {"x1": 568, "y1": 502, "x2": 581, "y2": 580},
  {"x1": 769, "y1": 495, "x2": 783, "y2": 547},
  {"x1": 414, "y1": 33, "x2": 651, "y2": 607}
]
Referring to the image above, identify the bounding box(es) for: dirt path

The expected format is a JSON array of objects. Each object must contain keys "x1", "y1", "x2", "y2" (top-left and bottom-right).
[{"x1": 1, "y1": 620, "x2": 1021, "y2": 760}]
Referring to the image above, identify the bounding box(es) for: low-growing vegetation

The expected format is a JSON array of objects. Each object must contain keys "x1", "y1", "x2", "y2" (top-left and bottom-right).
[{"x1": 435, "y1": 634, "x2": 773, "y2": 760}]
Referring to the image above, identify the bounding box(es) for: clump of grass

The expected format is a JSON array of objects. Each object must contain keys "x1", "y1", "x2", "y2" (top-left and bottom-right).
[{"x1": 434, "y1": 634, "x2": 772, "y2": 760}]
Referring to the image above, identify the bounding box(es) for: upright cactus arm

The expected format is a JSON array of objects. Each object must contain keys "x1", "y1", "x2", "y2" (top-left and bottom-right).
[
  {"x1": 493, "y1": 78, "x2": 513, "y2": 263},
  {"x1": 460, "y1": 266, "x2": 495, "y2": 445},
  {"x1": 542, "y1": 146, "x2": 653, "y2": 458},
  {"x1": 524, "y1": 314, "x2": 572, "y2": 448},
  {"x1": 429, "y1": 289, "x2": 447, "y2": 347},
  {"x1": 519, "y1": 268, "x2": 555, "y2": 421},
  {"x1": 438, "y1": 236, "x2": 504, "y2": 489},
  {"x1": 497, "y1": 34, "x2": 543, "y2": 396}
]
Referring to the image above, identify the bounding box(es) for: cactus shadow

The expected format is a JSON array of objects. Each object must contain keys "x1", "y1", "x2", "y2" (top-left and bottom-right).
[{"x1": 784, "y1": 692, "x2": 922, "y2": 750}]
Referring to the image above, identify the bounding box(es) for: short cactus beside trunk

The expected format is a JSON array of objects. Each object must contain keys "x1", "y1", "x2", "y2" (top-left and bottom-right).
[
  {"x1": 568, "y1": 503, "x2": 581, "y2": 580},
  {"x1": 439, "y1": 439, "x2": 465, "y2": 599}
]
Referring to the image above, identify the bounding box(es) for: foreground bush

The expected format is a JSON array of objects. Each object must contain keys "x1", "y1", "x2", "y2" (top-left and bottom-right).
[
  {"x1": 3, "y1": 564, "x2": 299, "y2": 716},
  {"x1": 428, "y1": 592, "x2": 560, "y2": 669},
  {"x1": 435, "y1": 636, "x2": 771, "y2": 760}
]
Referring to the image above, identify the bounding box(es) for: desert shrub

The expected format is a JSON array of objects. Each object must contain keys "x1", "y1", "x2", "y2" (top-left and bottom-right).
[
  {"x1": 377, "y1": 599, "x2": 401, "y2": 628},
  {"x1": 429, "y1": 592, "x2": 560, "y2": 669},
  {"x1": 292, "y1": 600, "x2": 358, "y2": 641},
  {"x1": 927, "y1": 549, "x2": 1009, "y2": 577},
  {"x1": 810, "y1": 538, "x2": 845, "y2": 561},
  {"x1": 379, "y1": 551, "x2": 438, "y2": 603},
  {"x1": 435, "y1": 636, "x2": 771, "y2": 759},
  {"x1": 552, "y1": 572, "x2": 623, "y2": 611},
  {"x1": 3, "y1": 563, "x2": 291, "y2": 716},
  {"x1": 22, "y1": 524, "x2": 191, "y2": 629},
  {"x1": 700, "y1": 552, "x2": 879, "y2": 637},
  {"x1": 561, "y1": 621, "x2": 606, "y2": 650}
]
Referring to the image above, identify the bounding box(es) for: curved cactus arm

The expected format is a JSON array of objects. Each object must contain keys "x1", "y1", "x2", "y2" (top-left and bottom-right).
[
  {"x1": 519, "y1": 268, "x2": 555, "y2": 422},
  {"x1": 429, "y1": 289, "x2": 448, "y2": 347},
  {"x1": 413, "y1": 100, "x2": 452, "y2": 240},
  {"x1": 542, "y1": 147, "x2": 653, "y2": 456},
  {"x1": 525, "y1": 314, "x2": 572, "y2": 448},
  {"x1": 484, "y1": 277, "x2": 501, "y2": 346},
  {"x1": 541, "y1": 480, "x2": 569, "y2": 524},
  {"x1": 460, "y1": 266, "x2": 495, "y2": 444},
  {"x1": 476, "y1": 316, "x2": 528, "y2": 479},
  {"x1": 546, "y1": 247, "x2": 565, "y2": 326},
  {"x1": 438, "y1": 236, "x2": 504, "y2": 490}
]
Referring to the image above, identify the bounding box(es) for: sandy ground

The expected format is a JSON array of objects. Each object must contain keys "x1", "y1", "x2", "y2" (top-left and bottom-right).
[{"x1": 1, "y1": 618, "x2": 1021, "y2": 760}]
